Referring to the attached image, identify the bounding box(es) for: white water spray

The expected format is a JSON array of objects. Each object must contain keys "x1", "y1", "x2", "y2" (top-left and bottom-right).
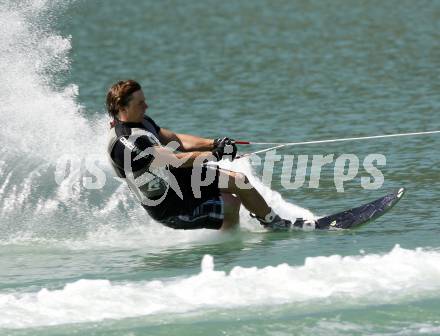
[{"x1": 1, "y1": 245, "x2": 440, "y2": 329}]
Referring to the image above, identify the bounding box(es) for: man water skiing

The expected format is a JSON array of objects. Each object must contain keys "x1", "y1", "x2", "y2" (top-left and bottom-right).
[{"x1": 106, "y1": 79, "x2": 292, "y2": 230}]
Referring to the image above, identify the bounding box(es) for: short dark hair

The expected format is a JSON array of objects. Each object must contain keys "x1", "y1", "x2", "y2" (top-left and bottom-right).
[{"x1": 106, "y1": 80, "x2": 142, "y2": 119}]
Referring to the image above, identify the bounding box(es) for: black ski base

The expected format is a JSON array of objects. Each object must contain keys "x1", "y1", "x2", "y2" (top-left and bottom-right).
[{"x1": 293, "y1": 188, "x2": 405, "y2": 230}]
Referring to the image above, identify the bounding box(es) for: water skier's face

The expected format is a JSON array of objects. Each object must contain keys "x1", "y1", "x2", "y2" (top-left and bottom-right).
[{"x1": 122, "y1": 90, "x2": 148, "y2": 122}]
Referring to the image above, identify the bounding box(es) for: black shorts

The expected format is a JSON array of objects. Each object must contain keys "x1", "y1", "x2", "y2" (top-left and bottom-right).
[
  {"x1": 160, "y1": 195, "x2": 224, "y2": 230},
  {"x1": 143, "y1": 165, "x2": 224, "y2": 230}
]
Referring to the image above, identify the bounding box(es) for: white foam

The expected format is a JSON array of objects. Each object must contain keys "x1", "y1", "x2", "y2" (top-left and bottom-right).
[
  {"x1": 66, "y1": 219, "x2": 228, "y2": 251},
  {"x1": 0, "y1": 0, "x2": 112, "y2": 230},
  {"x1": 1, "y1": 245, "x2": 440, "y2": 329},
  {"x1": 0, "y1": 0, "x2": 106, "y2": 163},
  {"x1": 304, "y1": 319, "x2": 440, "y2": 336}
]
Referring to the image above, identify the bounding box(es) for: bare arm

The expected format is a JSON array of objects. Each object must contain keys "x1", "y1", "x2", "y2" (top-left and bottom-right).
[
  {"x1": 149, "y1": 145, "x2": 215, "y2": 169},
  {"x1": 159, "y1": 128, "x2": 214, "y2": 152}
]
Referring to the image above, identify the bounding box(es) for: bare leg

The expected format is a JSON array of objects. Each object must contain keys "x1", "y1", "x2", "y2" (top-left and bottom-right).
[
  {"x1": 220, "y1": 192, "x2": 241, "y2": 231},
  {"x1": 218, "y1": 169, "x2": 271, "y2": 218}
]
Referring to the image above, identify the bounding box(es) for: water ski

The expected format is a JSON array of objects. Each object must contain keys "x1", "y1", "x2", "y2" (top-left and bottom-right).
[{"x1": 293, "y1": 188, "x2": 405, "y2": 230}]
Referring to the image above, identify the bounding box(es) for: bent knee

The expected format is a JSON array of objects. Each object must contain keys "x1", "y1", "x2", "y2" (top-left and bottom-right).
[
  {"x1": 230, "y1": 172, "x2": 250, "y2": 191},
  {"x1": 236, "y1": 172, "x2": 249, "y2": 184}
]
